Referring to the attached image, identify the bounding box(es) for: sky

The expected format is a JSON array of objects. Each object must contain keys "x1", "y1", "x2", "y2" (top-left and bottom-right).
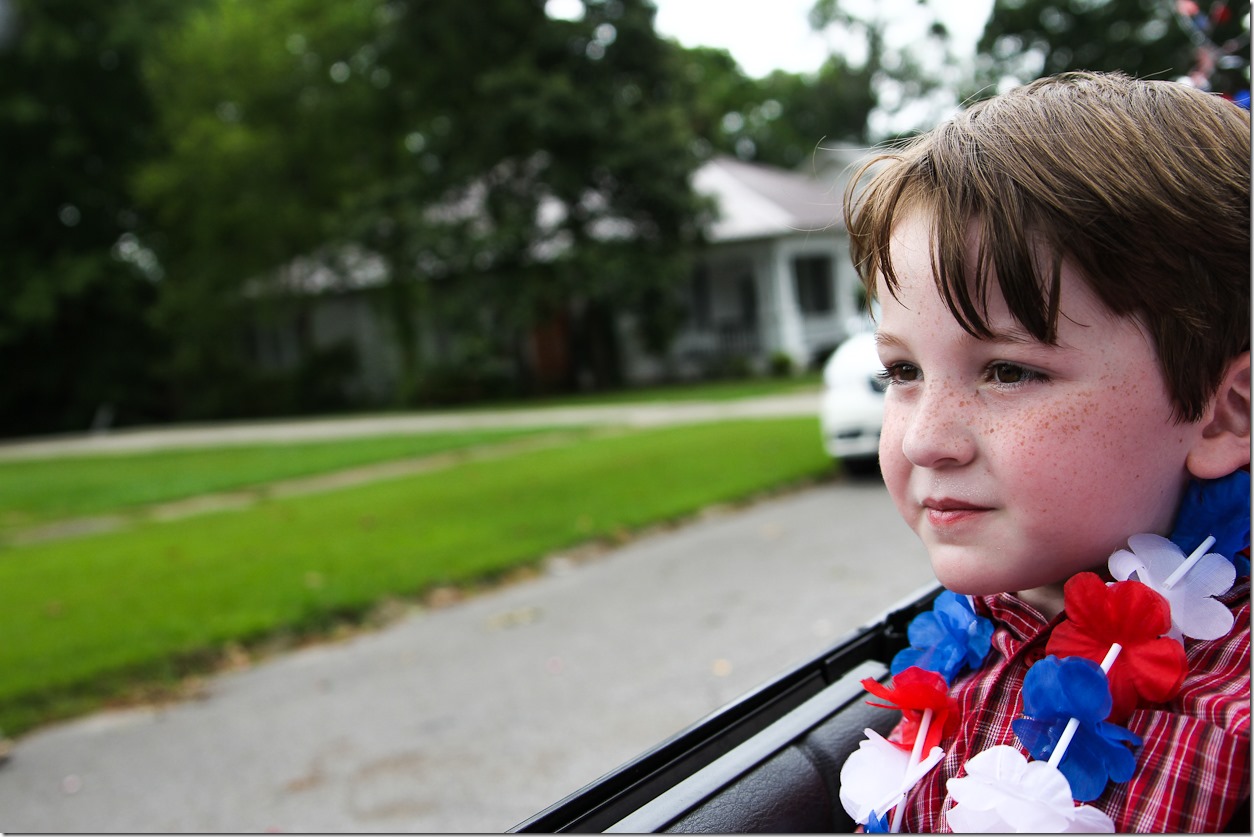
[
  {"x1": 544, "y1": 0, "x2": 1000, "y2": 135},
  {"x1": 649, "y1": 0, "x2": 995, "y2": 79}
]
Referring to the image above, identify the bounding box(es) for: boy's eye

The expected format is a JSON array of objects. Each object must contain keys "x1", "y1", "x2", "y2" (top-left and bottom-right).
[
  {"x1": 877, "y1": 362, "x2": 920, "y2": 385},
  {"x1": 987, "y1": 362, "x2": 1042, "y2": 385}
]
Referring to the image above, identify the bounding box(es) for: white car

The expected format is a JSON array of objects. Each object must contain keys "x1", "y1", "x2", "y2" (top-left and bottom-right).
[{"x1": 819, "y1": 331, "x2": 885, "y2": 474}]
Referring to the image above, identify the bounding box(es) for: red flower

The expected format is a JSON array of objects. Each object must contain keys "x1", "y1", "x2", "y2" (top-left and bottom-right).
[
  {"x1": 861, "y1": 666, "x2": 958, "y2": 752},
  {"x1": 1047, "y1": 572, "x2": 1187, "y2": 722}
]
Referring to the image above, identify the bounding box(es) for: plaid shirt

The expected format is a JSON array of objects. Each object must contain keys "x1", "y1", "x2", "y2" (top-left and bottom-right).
[{"x1": 891, "y1": 579, "x2": 1251, "y2": 833}]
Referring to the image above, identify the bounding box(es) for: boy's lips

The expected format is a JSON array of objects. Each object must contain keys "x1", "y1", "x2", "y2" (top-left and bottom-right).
[{"x1": 920, "y1": 497, "x2": 994, "y2": 527}]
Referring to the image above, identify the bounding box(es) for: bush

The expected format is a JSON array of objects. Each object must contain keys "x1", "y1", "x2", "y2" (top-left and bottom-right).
[{"x1": 768, "y1": 351, "x2": 794, "y2": 378}]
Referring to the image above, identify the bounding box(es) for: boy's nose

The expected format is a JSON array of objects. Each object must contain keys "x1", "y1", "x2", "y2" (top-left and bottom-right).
[{"x1": 900, "y1": 386, "x2": 976, "y2": 469}]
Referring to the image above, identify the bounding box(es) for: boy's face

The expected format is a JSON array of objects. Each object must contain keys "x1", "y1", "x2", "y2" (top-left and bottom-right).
[{"x1": 874, "y1": 211, "x2": 1202, "y2": 614}]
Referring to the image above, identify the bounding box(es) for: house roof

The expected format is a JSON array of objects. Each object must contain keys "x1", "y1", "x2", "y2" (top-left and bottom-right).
[
  {"x1": 268, "y1": 153, "x2": 868, "y2": 294},
  {"x1": 693, "y1": 155, "x2": 846, "y2": 243}
]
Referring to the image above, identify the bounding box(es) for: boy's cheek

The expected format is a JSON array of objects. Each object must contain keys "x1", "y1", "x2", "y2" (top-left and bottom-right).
[
  {"x1": 877, "y1": 413, "x2": 912, "y2": 509},
  {"x1": 877, "y1": 410, "x2": 902, "y2": 467}
]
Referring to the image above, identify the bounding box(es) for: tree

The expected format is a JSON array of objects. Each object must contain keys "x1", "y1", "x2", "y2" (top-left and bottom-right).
[
  {"x1": 808, "y1": 0, "x2": 970, "y2": 139},
  {"x1": 137, "y1": 0, "x2": 387, "y2": 418},
  {"x1": 0, "y1": 0, "x2": 184, "y2": 437},
  {"x1": 669, "y1": 43, "x2": 877, "y2": 168},
  {"x1": 973, "y1": 0, "x2": 1250, "y2": 100},
  {"x1": 139, "y1": 0, "x2": 712, "y2": 410},
  {"x1": 347, "y1": 0, "x2": 714, "y2": 396},
  {"x1": 753, "y1": 58, "x2": 877, "y2": 164}
]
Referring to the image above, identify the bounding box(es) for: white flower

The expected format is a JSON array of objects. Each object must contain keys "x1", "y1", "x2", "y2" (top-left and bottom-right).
[
  {"x1": 1108, "y1": 533, "x2": 1235, "y2": 641},
  {"x1": 838, "y1": 728, "x2": 944, "y2": 826},
  {"x1": 945, "y1": 746, "x2": 1114, "y2": 833}
]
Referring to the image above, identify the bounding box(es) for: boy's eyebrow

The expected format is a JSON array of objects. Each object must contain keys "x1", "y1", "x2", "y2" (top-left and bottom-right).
[
  {"x1": 874, "y1": 331, "x2": 908, "y2": 352},
  {"x1": 874, "y1": 326, "x2": 1047, "y2": 351}
]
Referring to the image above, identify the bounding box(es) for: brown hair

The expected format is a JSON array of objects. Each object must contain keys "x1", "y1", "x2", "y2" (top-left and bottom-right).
[{"x1": 845, "y1": 71, "x2": 1251, "y2": 421}]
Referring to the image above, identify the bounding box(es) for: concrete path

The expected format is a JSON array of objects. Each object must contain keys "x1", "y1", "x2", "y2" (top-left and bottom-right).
[
  {"x1": 0, "y1": 391, "x2": 822, "y2": 461},
  {"x1": 0, "y1": 480, "x2": 934, "y2": 833}
]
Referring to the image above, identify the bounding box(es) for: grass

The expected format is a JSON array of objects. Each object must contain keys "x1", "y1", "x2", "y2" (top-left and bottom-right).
[
  {"x1": 0, "y1": 427, "x2": 564, "y2": 535},
  {"x1": 268, "y1": 373, "x2": 823, "y2": 419},
  {"x1": 473, "y1": 373, "x2": 823, "y2": 408},
  {"x1": 0, "y1": 375, "x2": 822, "y2": 534},
  {"x1": 0, "y1": 417, "x2": 831, "y2": 736}
]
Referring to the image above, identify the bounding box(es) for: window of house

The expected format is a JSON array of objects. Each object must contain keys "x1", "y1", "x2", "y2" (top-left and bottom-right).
[{"x1": 793, "y1": 256, "x2": 833, "y2": 314}]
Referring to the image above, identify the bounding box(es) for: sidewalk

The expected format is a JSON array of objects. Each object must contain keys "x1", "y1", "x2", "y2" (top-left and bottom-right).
[{"x1": 0, "y1": 391, "x2": 822, "y2": 461}]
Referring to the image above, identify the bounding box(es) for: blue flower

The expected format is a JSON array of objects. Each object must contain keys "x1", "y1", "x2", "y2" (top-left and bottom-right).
[
  {"x1": 864, "y1": 810, "x2": 891, "y2": 832},
  {"x1": 1012, "y1": 656, "x2": 1142, "y2": 802},
  {"x1": 891, "y1": 591, "x2": 993, "y2": 683},
  {"x1": 1170, "y1": 470, "x2": 1251, "y2": 577}
]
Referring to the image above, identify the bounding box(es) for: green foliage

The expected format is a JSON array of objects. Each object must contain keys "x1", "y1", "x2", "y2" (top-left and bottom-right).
[
  {"x1": 0, "y1": 0, "x2": 184, "y2": 435},
  {"x1": 669, "y1": 43, "x2": 876, "y2": 167},
  {"x1": 768, "y1": 351, "x2": 796, "y2": 378},
  {"x1": 1, "y1": 0, "x2": 881, "y2": 435},
  {"x1": 137, "y1": 0, "x2": 388, "y2": 418},
  {"x1": 135, "y1": 0, "x2": 713, "y2": 412},
  {"x1": 383, "y1": 0, "x2": 712, "y2": 392},
  {"x1": 752, "y1": 60, "x2": 877, "y2": 164},
  {"x1": 973, "y1": 0, "x2": 1250, "y2": 98},
  {"x1": 808, "y1": 0, "x2": 966, "y2": 139},
  {"x1": 0, "y1": 418, "x2": 830, "y2": 735}
]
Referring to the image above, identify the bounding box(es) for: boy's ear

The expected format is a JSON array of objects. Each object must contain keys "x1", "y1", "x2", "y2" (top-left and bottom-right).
[{"x1": 1186, "y1": 351, "x2": 1252, "y2": 480}]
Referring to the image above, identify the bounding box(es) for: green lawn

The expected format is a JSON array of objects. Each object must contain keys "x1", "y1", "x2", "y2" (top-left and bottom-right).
[
  {"x1": 0, "y1": 376, "x2": 822, "y2": 535},
  {"x1": 466, "y1": 373, "x2": 822, "y2": 408},
  {"x1": 0, "y1": 427, "x2": 566, "y2": 536},
  {"x1": 0, "y1": 417, "x2": 831, "y2": 736}
]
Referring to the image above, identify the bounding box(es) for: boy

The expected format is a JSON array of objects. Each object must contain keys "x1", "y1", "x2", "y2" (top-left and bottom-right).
[{"x1": 843, "y1": 72, "x2": 1250, "y2": 831}]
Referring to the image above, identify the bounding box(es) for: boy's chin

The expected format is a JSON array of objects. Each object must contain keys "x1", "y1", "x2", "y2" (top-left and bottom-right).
[
  {"x1": 925, "y1": 555, "x2": 1006, "y2": 596},
  {"x1": 931, "y1": 566, "x2": 1070, "y2": 617},
  {"x1": 929, "y1": 565, "x2": 1034, "y2": 599}
]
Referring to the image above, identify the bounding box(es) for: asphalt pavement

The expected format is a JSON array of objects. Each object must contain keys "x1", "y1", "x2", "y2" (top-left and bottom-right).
[{"x1": 0, "y1": 394, "x2": 936, "y2": 832}]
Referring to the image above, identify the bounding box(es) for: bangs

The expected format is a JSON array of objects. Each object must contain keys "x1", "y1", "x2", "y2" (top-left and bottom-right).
[{"x1": 845, "y1": 132, "x2": 1066, "y2": 345}]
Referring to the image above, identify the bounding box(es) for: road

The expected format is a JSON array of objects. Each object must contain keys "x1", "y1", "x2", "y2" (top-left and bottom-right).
[{"x1": 0, "y1": 478, "x2": 934, "y2": 832}]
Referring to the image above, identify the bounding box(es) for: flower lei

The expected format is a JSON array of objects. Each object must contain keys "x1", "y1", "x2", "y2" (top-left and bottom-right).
[{"x1": 838, "y1": 471, "x2": 1251, "y2": 833}]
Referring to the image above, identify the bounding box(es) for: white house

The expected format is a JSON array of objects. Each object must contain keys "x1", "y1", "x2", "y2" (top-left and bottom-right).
[
  {"x1": 619, "y1": 149, "x2": 867, "y2": 382},
  {"x1": 248, "y1": 147, "x2": 872, "y2": 403}
]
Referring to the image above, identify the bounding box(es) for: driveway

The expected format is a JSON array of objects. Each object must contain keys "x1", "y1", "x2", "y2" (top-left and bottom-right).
[{"x1": 0, "y1": 478, "x2": 934, "y2": 833}]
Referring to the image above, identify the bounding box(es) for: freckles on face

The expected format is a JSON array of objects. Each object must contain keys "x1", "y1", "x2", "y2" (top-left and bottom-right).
[
  {"x1": 996, "y1": 379, "x2": 1180, "y2": 509},
  {"x1": 874, "y1": 210, "x2": 1200, "y2": 599}
]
